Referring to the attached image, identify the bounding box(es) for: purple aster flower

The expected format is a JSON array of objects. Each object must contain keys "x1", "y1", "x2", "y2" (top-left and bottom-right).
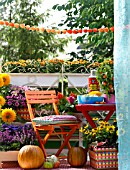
[
  {"x1": 15, "y1": 101, "x2": 19, "y2": 107},
  {"x1": 7, "y1": 101, "x2": 13, "y2": 106}
]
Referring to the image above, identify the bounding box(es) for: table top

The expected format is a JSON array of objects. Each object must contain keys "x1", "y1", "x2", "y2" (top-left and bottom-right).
[{"x1": 76, "y1": 103, "x2": 116, "y2": 111}]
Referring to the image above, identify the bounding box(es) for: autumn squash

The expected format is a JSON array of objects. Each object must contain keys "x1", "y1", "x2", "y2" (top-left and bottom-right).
[
  {"x1": 18, "y1": 145, "x2": 44, "y2": 169},
  {"x1": 67, "y1": 146, "x2": 87, "y2": 167}
]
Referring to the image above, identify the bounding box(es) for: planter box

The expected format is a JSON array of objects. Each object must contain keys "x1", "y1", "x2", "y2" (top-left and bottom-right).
[
  {"x1": 9, "y1": 73, "x2": 60, "y2": 87},
  {"x1": 89, "y1": 147, "x2": 118, "y2": 169},
  {"x1": 0, "y1": 151, "x2": 19, "y2": 169},
  {"x1": 66, "y1": 73, "x2": 90, "y2": 87}
]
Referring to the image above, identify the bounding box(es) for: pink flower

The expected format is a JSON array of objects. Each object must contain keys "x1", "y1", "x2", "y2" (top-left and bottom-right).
[{"x1": 67, "y1": 96, "x2": 75, "y2": 104}]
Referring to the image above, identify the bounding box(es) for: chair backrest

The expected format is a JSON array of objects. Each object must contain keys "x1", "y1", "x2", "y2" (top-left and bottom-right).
[{"x1": 25, "y1": 90, "x2": 59, "y2": 120}]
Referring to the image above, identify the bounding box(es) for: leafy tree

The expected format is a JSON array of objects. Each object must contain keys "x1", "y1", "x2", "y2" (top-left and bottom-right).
[
  {"x1": 0, "y1": 0, "x2": 70, "y2": 62},
  {"x1": 53, "y1": 0, "x2": 114, "y2": 62}
]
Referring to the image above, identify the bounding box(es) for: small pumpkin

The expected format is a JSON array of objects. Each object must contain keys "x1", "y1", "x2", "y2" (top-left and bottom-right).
[
  {"x1": 67, "y1": 146, "x2": 87, "y2": 167},
  {"x1": 18, "y1": 145, "x2": 44, "y2": 169}
]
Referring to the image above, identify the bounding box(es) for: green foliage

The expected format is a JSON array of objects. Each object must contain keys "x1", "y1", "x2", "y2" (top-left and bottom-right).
[
  {"x1": 96, "y1": 59, "x2": 114, "y2": 95},
  {"x1": 80, "y1": 118, "x2": 118, "y2": 149},
  {"x1": 57, "y1": 92, "x2": 78, "y2": 114},
  {"x1": 52, "y1": 0, "x2": 114, "y2": 62},
  {"x1": 0, "y1": 0, "x2": 70, "y2": 62}
]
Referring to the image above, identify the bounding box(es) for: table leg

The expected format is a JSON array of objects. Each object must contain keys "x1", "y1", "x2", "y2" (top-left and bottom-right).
[
  {"x1": 104, "y1": 110, "x2": 115, "y2": 121},
  {"x1": 82, "y1": 110, "x2": 97, "y2": 128}
]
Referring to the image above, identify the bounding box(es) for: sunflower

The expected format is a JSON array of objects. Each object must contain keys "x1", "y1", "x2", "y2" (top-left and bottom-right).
[
  {"x1": 0, "y1": 96, "x2": 6, "y2": 106},
  {"x1": 0, "y1": 76, "x2": 4, "y2": 87},
  {"x1": 1, "y1": 108, "x2": 16, "y2": 123},
  {"x1": 1, "y1": 73, "x2": 10, "y2": 86}
]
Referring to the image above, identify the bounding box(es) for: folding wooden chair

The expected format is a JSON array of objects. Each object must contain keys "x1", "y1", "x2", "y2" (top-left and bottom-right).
[{"x1": 25, "y1": 90, "x2": 80, "y2": 158}]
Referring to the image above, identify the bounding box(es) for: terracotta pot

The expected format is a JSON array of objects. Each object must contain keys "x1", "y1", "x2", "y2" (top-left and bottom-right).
[{"x1": 103, "y1": 94, "x2": 115, "y2": 104}]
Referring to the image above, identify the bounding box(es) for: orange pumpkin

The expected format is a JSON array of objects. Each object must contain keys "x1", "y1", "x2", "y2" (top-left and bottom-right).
[
  {"x1": 67, "y1": 146, "x2": 87, "y2": 167},
  {"x1": 18, "y1": 145, "x2": 44, "y2": 169}
]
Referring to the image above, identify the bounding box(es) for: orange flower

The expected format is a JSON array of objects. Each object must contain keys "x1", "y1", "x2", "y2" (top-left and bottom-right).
[
  {"x1": 0, "y1": 20, "x2": 4, "y2": 25},
  {"x1": 103, "y1": 74, "x2": 107, "y2": 79},
  {"x1": 93, "y1": 28, "x2": 98, "y2": 32},
  {"x1": 62, "y1": 30, "x2": 67, "y2": 34},
  {"x1": 5, "y1": 21, "x2": 9, "y2": 26},
  {"x1": 9, "y1": 22, "x2": 14, "y2": 27},
  {"x1": 102, "y1": 82, "x2": 107, "y2": 86},
  {"x1": 14, "y1": 23, "x2": 19, "y2": 28}
]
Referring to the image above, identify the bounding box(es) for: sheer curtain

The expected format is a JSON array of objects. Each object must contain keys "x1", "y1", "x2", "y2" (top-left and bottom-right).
[{"x1": 114, "y1": 1, "x2": 130, "y2": 169}]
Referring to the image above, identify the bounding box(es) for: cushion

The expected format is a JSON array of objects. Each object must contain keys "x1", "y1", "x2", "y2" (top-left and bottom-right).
[{"x1": 32, "y1": 115, "x2": 77, "y2": 125}]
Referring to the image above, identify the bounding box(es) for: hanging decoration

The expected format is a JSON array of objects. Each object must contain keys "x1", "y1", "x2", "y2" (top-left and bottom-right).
[{"x1": 0, "y1": 20, "x2": 114, "y2": 34}]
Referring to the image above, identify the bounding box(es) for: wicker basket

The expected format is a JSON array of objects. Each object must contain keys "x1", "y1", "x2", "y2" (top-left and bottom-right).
[{"x1": 89, "y1": 147, "x2": 118, "y2": 169}]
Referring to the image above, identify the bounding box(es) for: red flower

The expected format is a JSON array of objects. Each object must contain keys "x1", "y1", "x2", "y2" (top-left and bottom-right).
[
  {"x1": 70, "y1": 92, "x2": 77, "y2": 99},
  {"x1": 57, "y1": 92, "x2": 64, "y2": 100}
]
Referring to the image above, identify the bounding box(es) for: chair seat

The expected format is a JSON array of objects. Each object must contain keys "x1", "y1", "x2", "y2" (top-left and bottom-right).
[{"x1": 32, "y1": 115, "x2": 78, "y2": 125}]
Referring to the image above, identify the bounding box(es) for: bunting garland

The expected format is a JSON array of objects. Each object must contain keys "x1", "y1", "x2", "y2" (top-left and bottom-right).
[{"x1": 0, "y1": 20, "x2": 114, "y2": 34}]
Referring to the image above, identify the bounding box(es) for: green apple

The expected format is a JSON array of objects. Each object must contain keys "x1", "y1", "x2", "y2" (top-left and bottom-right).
[{"x1": 43, "y1": 161, "x2": 53, "y2": 169}]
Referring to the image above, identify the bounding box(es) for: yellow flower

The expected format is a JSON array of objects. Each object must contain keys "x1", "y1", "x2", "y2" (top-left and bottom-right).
[
  {"x1": 1, "y1": 73, "x2": 10, "y2": 86},
  {"x1": 84, "y1": 129, "x2": 90, "y2": 135},
  {"x1": 0, "y1": 76, "x2": 4, "y2": 87},
  {"x1": 98, "y1": 125, "x2": 104, "y2": 131},
  {"x1": 79, "y1": 127, "x2": 84, "y2": 133},
  {"x1": 92, "y1": 128, "x2": 97, "y2": 133},
  {"x1": 84, "y1": 124, "x2": 89, "y2": 129},
  {"x1": 2, "y1": 108, "x2": 16, "y2": 123},
  {"x1": 92, "y1": 117, "x2": 99, "y2": 121},
  {"x1": 106, "y1": 125, "x2": 115, "y2": 133},
  {"x1": 0, "y1": 96, "x2": 6, "y2": 106}
]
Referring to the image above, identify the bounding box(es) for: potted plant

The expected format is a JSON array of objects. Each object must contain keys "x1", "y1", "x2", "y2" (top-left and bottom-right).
[
  {"x1": 0, "y1": 84, "x2": 37, "y2": 121},
  {"x1": 96, "y1": 59, "x2": 115, "y2": 103},
  {"x1": 57, "y1": 92, "x2": 78, "y2": 115},
  {"x1": 80, "y1": 118, "x2": 118, "y2": 169},
  {"x1": 0, "y1": 123, "x2": 38, "y2": 168}
]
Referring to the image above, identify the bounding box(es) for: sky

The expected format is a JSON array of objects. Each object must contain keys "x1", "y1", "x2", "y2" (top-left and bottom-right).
[
  {"x1": 40, "y1": 0, "x2": 68, "y2": 28},
  {"x1": 39, "y1": 0, "x2": 79, "y2": 58}
]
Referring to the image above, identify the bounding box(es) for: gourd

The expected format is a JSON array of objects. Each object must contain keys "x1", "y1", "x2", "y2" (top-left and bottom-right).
[
  {"x1": 18, "y1": 145, "x2": 44, "y2": 169},
  {"x1": 67, "y1": 146, "x2": 87, "y2": 167}
]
